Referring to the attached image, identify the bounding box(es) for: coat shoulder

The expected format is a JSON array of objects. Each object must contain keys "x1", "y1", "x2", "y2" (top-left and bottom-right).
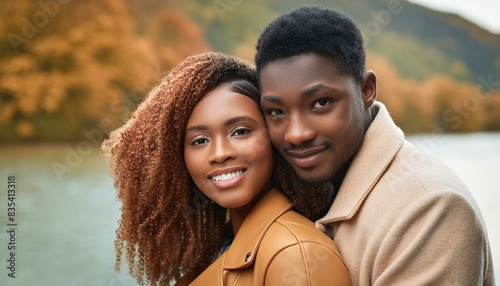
[
  {"x1": 257, "y1": 210, "x2": 343, "y2": 264},
  {"x1": 255, "y1": 210, "x2": 350, "y2": 285}
]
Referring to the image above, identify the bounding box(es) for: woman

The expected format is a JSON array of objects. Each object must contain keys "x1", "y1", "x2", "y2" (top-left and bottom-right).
[{"x1": 102, "y1": 52, "x2": 350, "y2": 285}]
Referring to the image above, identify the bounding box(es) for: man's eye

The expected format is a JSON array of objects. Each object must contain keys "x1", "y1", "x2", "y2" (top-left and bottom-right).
[
  {"x1": 313, "y1": 98, "x2": 332, "y2": 108},
  {"x1": 268, "y1": 109, "x2": 284, "y2": 116}
]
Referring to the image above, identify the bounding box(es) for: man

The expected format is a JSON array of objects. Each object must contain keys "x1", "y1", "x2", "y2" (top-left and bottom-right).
[{"x1": 255, "y1": 6, "x2": 495, "y2": 285}]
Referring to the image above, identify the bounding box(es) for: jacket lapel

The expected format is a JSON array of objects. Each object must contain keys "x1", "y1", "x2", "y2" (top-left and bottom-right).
[{"x1": 222, "y1": 188, "x2": 292, "y2": 270}]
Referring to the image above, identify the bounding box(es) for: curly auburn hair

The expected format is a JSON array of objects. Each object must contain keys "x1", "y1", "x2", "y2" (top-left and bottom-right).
[{"x1": 102, "y1": 52, "x2": 333, "y2": 285}]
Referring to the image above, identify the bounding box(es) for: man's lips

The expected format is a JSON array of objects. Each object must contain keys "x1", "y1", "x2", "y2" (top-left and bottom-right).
[
  {"x1": 286, "y1": 146, "x2": 327, "y2": 158},
  {"x1": 285, "y1": 146, "x2": 328, "y2": 168}
]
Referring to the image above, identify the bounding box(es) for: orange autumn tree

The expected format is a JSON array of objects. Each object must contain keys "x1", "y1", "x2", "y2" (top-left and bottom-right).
[
  {"x1": 368, "y1": 52, "x2": 500, "y2": 133},
  {"x1": 0, "y1": 0, "x2": 209, "y2": 141}
]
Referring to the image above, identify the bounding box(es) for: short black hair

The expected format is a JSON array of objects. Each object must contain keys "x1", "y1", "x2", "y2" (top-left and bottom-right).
[{"x1": 255, "y1": 6, "x2": 366, "y2": 84}]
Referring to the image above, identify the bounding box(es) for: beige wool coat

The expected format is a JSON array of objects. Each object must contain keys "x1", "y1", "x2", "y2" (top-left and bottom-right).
[{"x1": 317, "y1": 102, "x2": 495, "y2": 285}]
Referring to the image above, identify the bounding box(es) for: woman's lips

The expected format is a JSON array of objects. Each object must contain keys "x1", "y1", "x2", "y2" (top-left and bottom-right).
[{"x1": 208, "y1": 168, "x2": 246, "y2": 189}]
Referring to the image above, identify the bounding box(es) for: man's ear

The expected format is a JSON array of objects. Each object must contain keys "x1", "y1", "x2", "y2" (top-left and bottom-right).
[{"x1": 361, "y1": 70, "x2": 377, "y2": 109}]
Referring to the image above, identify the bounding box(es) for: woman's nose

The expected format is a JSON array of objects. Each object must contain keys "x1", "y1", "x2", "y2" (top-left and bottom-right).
[{"x1": 209, "y1": 137, "x2": 236, "y2": 164}]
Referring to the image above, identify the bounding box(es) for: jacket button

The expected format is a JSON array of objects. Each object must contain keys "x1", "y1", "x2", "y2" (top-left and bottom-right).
[{"x1": 245, "y1": 252, "x2": 251, "y2": 262}]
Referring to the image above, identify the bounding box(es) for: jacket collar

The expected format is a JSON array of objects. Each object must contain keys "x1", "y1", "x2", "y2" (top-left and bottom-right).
[
  {"x1": 318, "y1": 102, "x2": 404, "y2": 224},
  {"x1": 223, "y1": 188, "x2": 292, "y2": 269}
]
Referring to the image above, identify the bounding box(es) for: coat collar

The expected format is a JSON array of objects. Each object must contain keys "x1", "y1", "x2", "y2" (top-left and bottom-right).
[
  {"x1": 222, "y1": 188, "x2": 292, "y2": 269},
  {"x1": 318, "y1": 102, "x2": 404, "y2": 224}
]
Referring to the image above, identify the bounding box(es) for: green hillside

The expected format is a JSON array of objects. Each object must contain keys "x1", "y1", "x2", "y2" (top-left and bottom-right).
[
  {"x1": 180, "y1": 0, "x2": 500, "y2": 84},
  {"x1": 364, "y1": 2, "x2": 500, "y2": 83}
]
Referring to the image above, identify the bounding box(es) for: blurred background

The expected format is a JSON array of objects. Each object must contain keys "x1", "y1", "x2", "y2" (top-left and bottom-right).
[{"x1": 0, "y1": 0, "x2": 498, "y2": 285}]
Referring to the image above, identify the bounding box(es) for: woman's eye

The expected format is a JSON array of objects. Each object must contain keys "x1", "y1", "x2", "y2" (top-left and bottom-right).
[
  {"x1": 313, "y1": 98, "x2": 332, "y2": 108},
  {"x1": 192, "y1": 137, "x2": 208, "y2": 146},
  {"x1": 232, "y1": 128, "x2": 251, "y2": 136}
]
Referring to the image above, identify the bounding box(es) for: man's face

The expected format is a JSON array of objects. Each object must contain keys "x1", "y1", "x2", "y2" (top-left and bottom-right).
[{"x1": 259, "y1": 54, "x2": 374, "y2": 182}]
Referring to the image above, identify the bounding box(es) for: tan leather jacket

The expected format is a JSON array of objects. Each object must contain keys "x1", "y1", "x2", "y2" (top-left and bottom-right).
[{"x1": 189, "y1": 189, "x2": 351, "y2": 285}]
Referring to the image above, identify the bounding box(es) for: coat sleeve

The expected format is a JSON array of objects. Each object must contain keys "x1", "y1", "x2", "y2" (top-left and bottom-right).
[
  {"x1": 264, "y1": 241, "x2": 351, "y2": 286},
  {"x1": 371, "y1": 191, "x2": 494, "y2": 286}
]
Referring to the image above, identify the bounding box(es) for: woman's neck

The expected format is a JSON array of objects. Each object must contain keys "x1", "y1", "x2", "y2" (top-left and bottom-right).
[{"x1": 229, "y1": 183, "x2": 272, "y2": 235}]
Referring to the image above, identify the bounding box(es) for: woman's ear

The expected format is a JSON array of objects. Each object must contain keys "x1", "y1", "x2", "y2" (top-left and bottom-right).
[{"x1": 361, "y1": 70, "x2": 377, "y2": 109}]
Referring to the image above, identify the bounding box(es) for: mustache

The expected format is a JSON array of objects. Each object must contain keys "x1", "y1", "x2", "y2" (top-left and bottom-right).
[{"x1": 282, "y1": 141, "x2": 330, "y2": 153}]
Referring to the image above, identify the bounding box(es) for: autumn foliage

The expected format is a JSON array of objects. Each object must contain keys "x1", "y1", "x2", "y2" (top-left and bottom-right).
[
  {"x1": 0, "y1": 1, "x2": 499, "y2": 141},
  {"x1": 368, "y1": 52, "x2": 500, "y2": 133},
  {"x1": 0, "y1": 1, "x2": 209, "y2": 141}
]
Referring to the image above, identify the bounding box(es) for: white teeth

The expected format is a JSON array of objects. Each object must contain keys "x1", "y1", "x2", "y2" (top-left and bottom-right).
[{"x1": 211, "y1": 170, "x2": 244, "y2": 182}]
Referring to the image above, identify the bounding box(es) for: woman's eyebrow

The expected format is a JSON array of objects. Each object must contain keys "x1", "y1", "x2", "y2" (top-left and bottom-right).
[
  {"x1": 185, "y1": 116, "x2": 258, "y2": 133},
  {"x1": 224, "y1": 116, "x2": 257, "y2": 126},
  {"x1": 185, "y1": 125, "x2": 207, "y2": 132}
]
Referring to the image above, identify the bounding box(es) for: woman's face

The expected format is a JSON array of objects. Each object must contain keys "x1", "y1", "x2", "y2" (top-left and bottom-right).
[{"x1": 184, "y1": 84, "x2": 273, "y2": 210}]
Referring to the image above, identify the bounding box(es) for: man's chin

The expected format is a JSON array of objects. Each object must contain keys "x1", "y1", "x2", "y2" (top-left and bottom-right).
[{"x1": 293, "y1": 167, "x2": 332, "y2": 184}]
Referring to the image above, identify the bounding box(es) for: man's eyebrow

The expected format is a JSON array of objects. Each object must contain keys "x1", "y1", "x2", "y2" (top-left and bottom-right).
[
  {"x1": 261, "y1": 84, "x2": 338, "y2": 104},
  {"x1": 185, "y1": 116, "x2": 257, "y2": 133},
  {"x1": 260, "y1": 95, "x2": 282, "y2": 104},
  {"x1": 302, "y1": 83, "x2": 333, "y2": 97}
]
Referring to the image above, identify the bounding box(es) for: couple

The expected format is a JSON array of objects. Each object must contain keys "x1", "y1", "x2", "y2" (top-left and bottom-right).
[{"x1": 103, "y1": 6, "x2": 495, "y2": 286}]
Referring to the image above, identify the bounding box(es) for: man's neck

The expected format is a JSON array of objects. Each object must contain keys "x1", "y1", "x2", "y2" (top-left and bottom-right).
[
  {"x1": 330, "y1": 104, "x2": 378, "y2": 190},
  {"x1": 331, "y1": 156, "x2": 353, "y2": 192}
]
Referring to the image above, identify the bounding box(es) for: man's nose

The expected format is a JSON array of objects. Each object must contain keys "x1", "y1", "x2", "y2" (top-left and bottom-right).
[{"x1": 284, "y1": 114, "x2": 315, "y2": 146}]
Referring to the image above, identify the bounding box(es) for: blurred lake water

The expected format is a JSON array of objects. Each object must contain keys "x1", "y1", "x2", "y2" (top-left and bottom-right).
[{"x1": 0, "y1": 132, "x2": 499, "y2": 285}]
